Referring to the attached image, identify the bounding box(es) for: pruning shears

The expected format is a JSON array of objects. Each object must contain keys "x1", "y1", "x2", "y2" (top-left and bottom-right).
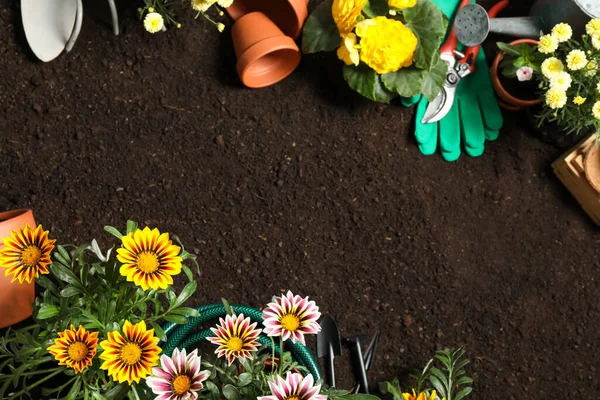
[{"x1": 421, "y1": 0, "x2": 510, "y2": 124}]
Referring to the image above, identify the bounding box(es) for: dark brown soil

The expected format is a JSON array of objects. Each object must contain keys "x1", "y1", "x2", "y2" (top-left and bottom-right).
[{"x1": 1, "y1": 0, "x2": 600, "y2": 399}]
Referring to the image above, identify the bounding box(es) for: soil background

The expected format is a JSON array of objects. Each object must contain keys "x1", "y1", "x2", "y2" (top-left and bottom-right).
[{"x1": 1, "y1": 0, "x2": 600, "y2": 398}]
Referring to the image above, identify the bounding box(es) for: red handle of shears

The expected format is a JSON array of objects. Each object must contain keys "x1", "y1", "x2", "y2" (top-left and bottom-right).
[
  {"x1": 460, "y1": 0, "x2": 510, "y2": 72},
  {"x1": 439, "y1": 0, "x2": 471, "y2": 55}
]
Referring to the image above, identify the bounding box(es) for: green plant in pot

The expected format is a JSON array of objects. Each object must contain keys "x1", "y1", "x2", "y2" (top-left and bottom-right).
[{"x1": 302, "y1": 0, "x2": 448, "y2": 103}]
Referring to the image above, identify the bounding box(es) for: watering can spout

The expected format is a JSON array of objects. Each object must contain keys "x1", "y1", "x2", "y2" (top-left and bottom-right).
[{"x1": 489, "y1": 16, "x2": 543, "y2": 39}]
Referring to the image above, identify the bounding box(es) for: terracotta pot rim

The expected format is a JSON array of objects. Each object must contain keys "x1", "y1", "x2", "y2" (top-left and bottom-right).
[
  {"x1": 491, "y1": 38, "x2": 541, "y2": 109},
  {"x1": 225, "y1": 0, "x2": 309, "y2": 39},
  {"x1": 0, "y1": 208, "x2": 33, "y2": 223}
]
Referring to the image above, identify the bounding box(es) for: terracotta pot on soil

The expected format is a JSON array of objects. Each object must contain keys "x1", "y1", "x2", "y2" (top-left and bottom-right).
[
  {"x1": 490, "y1": 39, "x2": 540, "y2": 111},
  {"x1": 225, "y1": 0, "x2": 309, "y2": 39},
  {"x1": 585, "y1": 144, "x2": 600, "y2": 193},
  {"x1": 0, "y1": 209, "x2": 36, "y2": 329},
  {"x1": 231, "y1": 12, "x2": 301, "y2": 88}
]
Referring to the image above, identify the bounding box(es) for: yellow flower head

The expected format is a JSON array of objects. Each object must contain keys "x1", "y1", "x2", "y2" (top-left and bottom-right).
[
  {"x1": 549, "y1": 71, "x2": 572, "y2": 91},
  {"x1": 566, "y1": 49, "x2": 587, "y2": 70},
  {"x1": 0, "y1": 224, "x2": 55, "y2": 283},
  {"x1": 403, "y1": 389, "x2": 440, "y2": 400},
  {"x1": 593, "y1": 101, "x2": 600, "y2": 120},
  {"x1": 551, "y1": 23, "x2": 572, "y2": 42},
  {"x1": 337, "y1": 33, "x2": 360, "y2": 66},
  {"x1": 217, "y1": 23, "x2": 225, "y2": 32},
  {"x1": 100, "y1": 320, "x2": 161, "y2": 384},
  {"x1": 332, "y1": 0, "x2": 369, "y2": 36},
  {"x1": 217, "y1": 0, "x2": 233, "y2": 7},
  {"x1": 573, "y1": 96, "x2": 586, "y2": 105},
  {"x1": 592, "y1": 35, "x2": 600, "y2": 51},
  {"x1": 585, "y1": 60, "x2": 598, "y2": 77},
  {"x1": 540, "y1": 57, "x2": 563, "y2": 78},
  {"x1": 597, "y1": 81, "x2": 600, "y2": 94},
  {"x1": 191, "y1": 0, "x2": 215, "y2": 12},
  {"x1": 144, "y1": 12, "x2": 164, "y2": 33},
  {"x1": 388, "y1": 0, "x2": 416, "y2": 11},
  {"x1": 538, "y1": 34, "x2": 558, "y2": 54},
  {"x1": 47, "y1": 325, "x2": 99, "y2": 374},
  {"x1": 356, "y1": 16, "x2": 418, "y2": 74},
  {"x1": 116, "y1": 227, "x2": 182, "y2": 291},
  {"x1": 545, "y1": 87, "x2": 567, "y2": 109},
  {"x1": 586, "y1": 18, "x2": 600, "y2": 38}
]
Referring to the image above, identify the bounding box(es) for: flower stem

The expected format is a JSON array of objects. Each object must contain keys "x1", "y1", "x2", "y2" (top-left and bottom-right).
[
  {"x1": 278, "y1": 336, "x2": 284, "y2": 376},
  {"x1": 7, "y1": 369, "x2": 63, "y2": 399}
]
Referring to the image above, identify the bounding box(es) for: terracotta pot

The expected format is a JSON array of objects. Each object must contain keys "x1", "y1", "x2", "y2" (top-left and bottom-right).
[
  {"x1": 232, "y1": 12, "x2": 301, "y2": 88},
  {"x1": 225, "y1": 0, "x2": 309, "y2": 39},
  {"x1": 0, "y1": 209, "x2": 36, "y2": 329},
  {"x1": 585, "y1": 144, "x2": 600, "y2": 193},
  {"x1": 490, "y1": 39, "x2": 541, "y2": 111}
]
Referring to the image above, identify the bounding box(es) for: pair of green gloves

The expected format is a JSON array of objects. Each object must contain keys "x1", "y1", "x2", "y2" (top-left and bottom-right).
[{"x1": 403, "y1": 0, "x2": 504, "y2": 162}]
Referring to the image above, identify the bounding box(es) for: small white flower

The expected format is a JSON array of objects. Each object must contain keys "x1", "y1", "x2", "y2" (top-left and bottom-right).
[
  {"x1": 143, "y1": 12, "x2": 164, "y2": 33},
  {"x1": 516, "y1": 66, "x2": 533, "y2": 81},
  {"x1": 191, "y1": 0, "x2": 215, "y2": 12}
]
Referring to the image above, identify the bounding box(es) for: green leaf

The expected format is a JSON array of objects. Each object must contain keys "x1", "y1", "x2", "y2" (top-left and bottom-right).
[
  {"x1": 363, "y1": 0, "x2": 388, "y2": 17},
  {"x1": 454, "y1": 386, "x2": 473, "y2": 400},
  {"x1": 429, "y1": 367, "x2": 449, "y2": 390},
  {"x1": 381, "y1": 66, "x2": 424, "y2": 97},
  {"x1": 205, "y1": 381, "x2": 221, "y2": 400},
  {"x1": 343, "y1": 64, "x2": 397, "y2": 102},
  {"x1": 60, "y1": 284, "x2": 82, "y2": 297},
  {"x1": 455, "y1": 376, "x2": 473, "y2": 386},
  {"x1": 428, "y1": 375, "x2": 446, "y2": 399},
  {"x1": 513, "y1": 56, "x2": 526, "y2": 67},
  {"x1": 237, "y1": 372, "x2": 253, "y2": 387},
  {"x1": 421, "y1": 52, "x2": 447, "y2": 101},
  {"x1": 174, "y1": 280, "x2": 197, "y2": 309},
  {"x1": 340, "y1": 395, "x2": 381, "y2": 400},
  {"x1": 56, "y1": 245, "x2": 71, "y2": 263},
  {"x1": 501, "y1": 65, "x2": 519, "y2": 78},
  {"x1": 496, "y1": 42, "x2": 522, "y2": 56},
  {"x1": 302, "y1": 0, "x2": 340, "y2": 54},
  {"x1": 65, "y1": 376, "x2": 82, "y2": 400},
  {"x1": 182, "y1": 265, "x2": 194, "y2": 281},
  {"x1": 151, "y1": 321, "x2": 167, "y2": 342},
  {"x1": 53, "y1": 251, "x2": 71, "y2": 268},
  {"x1": 222, "y1": 384, "x2": 241, "y2": 400},
  {"x1": 126, "y1": 220, "x2": 138, "y2": 235},
  {"x1": 163, "y1": 314, "x2": 188, "y2": 324},
  {"x1": 49, "y1": 263, "x2": 80, "y2": 285},
  {"x1": 37, "y1": 304, "x2": 59, "y2": 319},
  {"x1": 104, "y1": 383, "x2": 129, "y2": 400},
  {"x1": 404, "y1": 0, "x2": 448, "y2": 70},
  {"x1": 170, "y1": 307, "x2": 201, "y2": 317},
  {"x1": 104, "y1": 226, "x2": 123, "y2": 240},
  {"x1": 378, "y1": 378, "x2": 403, "y2": 400},
  {"x1": 222, "y1": 298, "x2": 233, "y2": 316},
  {"x1": 36, "y1": 275, "x2": 60, "y2": 296}
]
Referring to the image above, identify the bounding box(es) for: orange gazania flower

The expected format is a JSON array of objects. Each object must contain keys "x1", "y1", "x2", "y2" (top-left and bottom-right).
[
  {"x1": 0, "y1": 224, "x2": 55, "y2": 283},
  {"x1": 403, "y1": 389, "x2": 442, "y2": 400},
  {"x1": 47, "y1": 325, "x2": 99, "y2": 373},
  {"x1": 116, "y1": 227, "x2": 182, "y2": 290},
  {"x1": 100, "y1": 320, "x2": 162, "y2": 384}
]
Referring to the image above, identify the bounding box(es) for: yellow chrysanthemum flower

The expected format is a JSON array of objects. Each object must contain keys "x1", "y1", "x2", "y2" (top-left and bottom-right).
[
  {"x1": 592, "y1": 35, "x2": 600, "y2": 51},
  {"x1": 337, "y1": 33, "x2": 360, "y2": 66},
  {"x1": 403, "y1": 389, "x2": 441, "y2": 400},
  {"x1": 217, "y1": 0, "x2": 233, "y2": 7},
  {"x1": 586, "y1": 18, "x2": 600, "y2": 38},
  {"x1": 540, "y1": 57, "x2": 564, "y2": 78},
  {"x1": 566, "y1": 49, "x2": 587, "y2": 70},
  {"x1": 388, "y1": 0, "x2": 416, "y2": 10},
  {"x1": 551, "y1": 23, "x2": 572, "y2": 42},
  {"x1": 593, "y1": 101, "x2": 600, "y2": 120},
  {"x1": 549, "y1": 71, "x2": 572, "y2": 91},
  {"x1": 116, "y1": 226, "x2": 182, "y2": 291},
  {"x1": 538, "y1": 34, "x2": 558, "y2": 54},
  {"x1": 545, "y1": 87, "x2": 567, "y2": 109},
  {"x1": 332, "y1": 0, "x2": 368, "y2": 36},
  {"x1": 355, "y1": 16, "x2": 418, "y2": 74},
  {"x1": 191, "y1": 0, "x2": 215, "y2": 12},
  {"x1": 573, "y1": 96, "x2": 586, "y2": 105},
  {"x1": 144, "y1": 12, "x2": 164, "y2": 33},
  {"x1": 597, "y1": 81, "x2": 600, "y2": 94},
  {"x1": 0, "y1": 224, "x2": 55, "y2": 283},
  {"x1": 217, "y1": 23, "x2": 225, "y2": 32},
  {"x1": 100, "y1": 320, "x2": 161, "y2": 384},
  {"x1": 585, "y1": 60, "x2": 598, "y2": 77},
  {"x1": 47, "y1": 325, "x2": 98, "y2": 374}
]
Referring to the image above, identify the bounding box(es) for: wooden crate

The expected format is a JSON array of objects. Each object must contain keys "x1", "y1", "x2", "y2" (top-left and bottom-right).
[{"x1": 552, "y1": 134, "x2": 600, "y2": 226}]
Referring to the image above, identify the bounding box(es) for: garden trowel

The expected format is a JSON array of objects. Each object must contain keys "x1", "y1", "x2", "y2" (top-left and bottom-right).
[{"x1": 317, "y1": 314, "x2": 342, "y2": 388}]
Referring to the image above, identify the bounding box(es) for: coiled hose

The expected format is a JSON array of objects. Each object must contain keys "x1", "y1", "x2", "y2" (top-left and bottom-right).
[{"x1": 161, "y1": 304, "x2": 322, "y2": 380}]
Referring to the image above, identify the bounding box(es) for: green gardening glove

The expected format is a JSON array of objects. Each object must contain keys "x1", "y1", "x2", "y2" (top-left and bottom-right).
[{"x1": 401, "y1": 0, "x2": 503, "y2": 162}]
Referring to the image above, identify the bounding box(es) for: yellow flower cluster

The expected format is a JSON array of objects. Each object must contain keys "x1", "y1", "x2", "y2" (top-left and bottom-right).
[
  {"x1": 332, "y1": 0, "x2": 369, "y2": 36},
  {"x1": 586, "y1": 18, "x2": 600, "y2": 50}
]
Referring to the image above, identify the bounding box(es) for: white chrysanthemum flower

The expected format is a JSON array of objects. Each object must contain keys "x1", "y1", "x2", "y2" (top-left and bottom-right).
[
  {"x1": 144, "y1": 12, "x2": 164, "y2": 33},
  {"x1": 545, "y1": 87, "x2": 567, "y2": 109},
  {"x1": 549, "y1": 71, "x2": 572, "y2": 91},
  {"x1": 217, "y1": 0, "x2": 234, "y2": 7},
  {"x1": 191, "y1": 0, "x2": 216, "y2": 12},
  {"x1": 566, "y1": 49, "x2": 587, "y2": 70},
  {"x1": 592, "y1": 101, "x2": 600, "y2": 120},
  {"x1": 538, "y1": 34, "x2": 558, "y2": 54},
  {"x1": 541, "y1": 57, "x2": 564, "y2": 78},
  {"x1": 551, "y1": 23, "x2": 572, "y2": 42}
]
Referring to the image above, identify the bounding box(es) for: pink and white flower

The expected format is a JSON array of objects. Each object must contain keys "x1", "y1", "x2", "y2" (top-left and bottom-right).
[
  {"x1": 146, "y1": 348, "x2": 209, "y2": 400},
  {"x1": 262, "y1": 291, "x2": 321, "y2": 345},
  {"x1": 206, "y1": 313, "x2": 262, "y2": 365},
  {"x1": 516, "y1": 66, "x2": 533, "y2": 81},
  {"x1": 258, "y1": 372, "x2": 326, "y2": 400}
]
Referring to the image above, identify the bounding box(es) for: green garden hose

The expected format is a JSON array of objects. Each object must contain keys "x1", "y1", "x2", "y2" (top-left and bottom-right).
[{"x1": 161, "y1": 304, "x2": 322, "y2": 380}]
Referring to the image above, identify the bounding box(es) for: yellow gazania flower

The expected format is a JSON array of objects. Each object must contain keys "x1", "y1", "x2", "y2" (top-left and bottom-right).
[
  {"x1": 0, "y1": 224, "x2": 55, "y2": 283},
  {"x1": 549, "y1": 71, "x2": 571, "y2": 91},
  {"x1": 116, "y1": 227, "x2": 182, "y2": 291},
  {"x1": 573, "y1": 96, "x2": 586, "y2": 105},
  {"x1": 47, "y1": 325, "x2": 99, "y2": 373},
  {"x1": 566, "y1": 49, "x2": 587, "y2": 70},
  {"x1": 332, "y1": 0, "x2": 369, "y2": 36},
  {"x1": 144, "y1": 12, "x2": 164, "y2": 33},
  {"x1": 592, "y1": 101, "x2": 600, "y2": 120},
  {"x1": 191, "y1": 0, "x2": 216, "y2": 12},
  {"x1": 586, "y1": 18, "x2": 600, "y2": 38},
  {"x1": 551, "y1": 23, "x2": 572, "y2": 42},
  {"x1": 355, "y1": 16, "x2": 417, "y2": 74},
  {"x1": 388, "y1": 0, "x2": 416, "y2": 10},
  {"x1": 100, "y1": 320, "x2": 161, "y2": 384},
  {"x1": 541, "y1": 57, "x2": 564, "y2": 78},
  {"x1": 403, "y1": 389, "x2": 441, "y2": 400},
  {"x1": 337, "y1": 33, "x2": 360, "y2": 66},
  {"x1": 538, "y1": 34, "x2": 558, "y2": 54},
  {"x1": 545, "y1": 87, "x2": 567, "y2": 109}
]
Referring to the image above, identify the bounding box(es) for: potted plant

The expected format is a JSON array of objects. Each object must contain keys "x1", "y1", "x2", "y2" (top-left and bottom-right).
[
  {"x1": 0, "y1": 221, "x2": 201, "y2": 399},
  {"x1": 494, "y1": 19, "x2": 600, "y2": 148},
  {"x1": 302, "y1": 0, "x2": 448, "y2": 103}
]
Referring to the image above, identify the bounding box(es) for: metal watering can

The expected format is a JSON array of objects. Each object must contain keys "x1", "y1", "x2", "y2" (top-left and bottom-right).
[{"x1": 454, "y1": 0, "x2": 600, "y2": 47}]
